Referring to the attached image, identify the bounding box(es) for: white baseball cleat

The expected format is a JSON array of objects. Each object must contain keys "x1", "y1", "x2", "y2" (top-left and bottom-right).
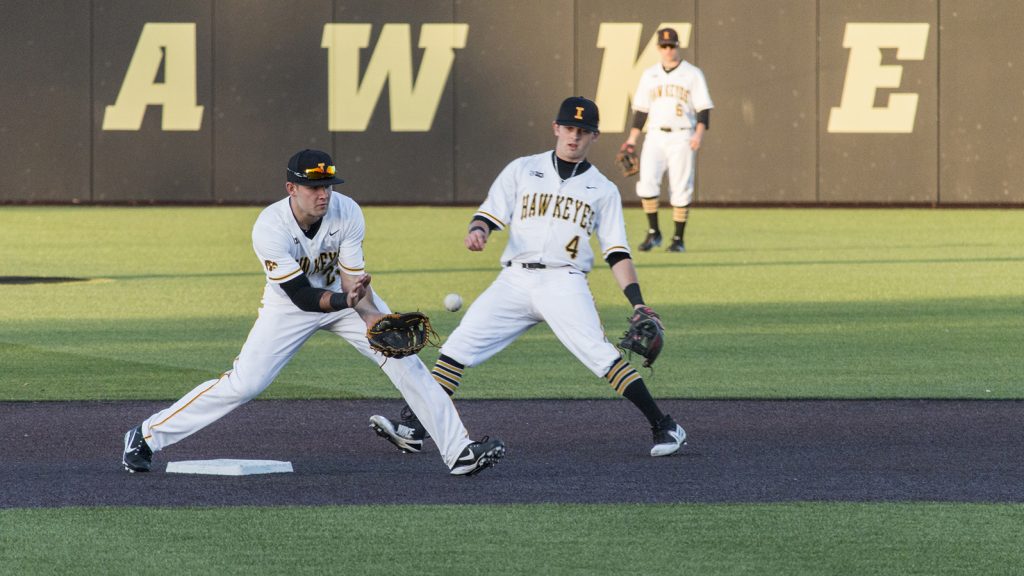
[{"x1": 650, "y1": 415, "x2": 686, "y2": 457}]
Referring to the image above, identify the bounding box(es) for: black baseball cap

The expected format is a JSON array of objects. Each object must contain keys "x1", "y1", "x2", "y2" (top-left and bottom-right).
[
  {"x1": 286, "y1": 149, "x2": 345, "y2": 187},
  {"x1": 657, "y1": 27, "x2": 680, "y2": 47},
  {"x1": 555, "y1": 96, "x2": 600, "y2": 133}
]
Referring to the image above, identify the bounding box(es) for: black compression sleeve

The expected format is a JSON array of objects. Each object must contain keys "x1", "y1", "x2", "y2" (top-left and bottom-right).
[
  {"x1": 605, "y1": 251, "x2": 631, "y2": 267},
  {"x1": 280, "y1": 274, "x2": 331, "y2": 312},
  {"x1": 697, "y1": 109, "x2": 710, "y2": 129},
  {"x1": 632, "y1": 111, "x2": 649, "y2": 131},
  {"x1": 470, "y1": 216, "x2": 498, "y2": 232}
]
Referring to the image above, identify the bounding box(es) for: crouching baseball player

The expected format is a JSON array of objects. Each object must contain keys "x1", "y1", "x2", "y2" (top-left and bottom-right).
[
  {"x1": 370, "y1": 97, "x2": 686, "y2": 459},
  {"x1": 122, "y1": 149, "x2": 505, "y2": 477}
]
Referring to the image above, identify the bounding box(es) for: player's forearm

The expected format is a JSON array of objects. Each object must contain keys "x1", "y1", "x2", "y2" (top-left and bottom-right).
[
  {"x1": 610, "y1": 257, "x2": 639, "y2": 290},
  {"x1": 281, "y1": 274, "x2": 350, "y2": 312},
  {"x1": 341, "y1": 274, "x2": 381, "y2": 320}
]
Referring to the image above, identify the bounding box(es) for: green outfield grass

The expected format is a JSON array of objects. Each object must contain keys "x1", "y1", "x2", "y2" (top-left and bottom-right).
[
  {"x1": 1, "y1": 206, "x2": 1023, "y2": 575},
  {"x1": 1, "y1": 206, "x2": 1021, "y2": 400}
]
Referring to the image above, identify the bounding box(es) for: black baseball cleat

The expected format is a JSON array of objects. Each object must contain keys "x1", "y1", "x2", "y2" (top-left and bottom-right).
[
  {"x1": 450, "y1": 437, "x2": 506, "y2": 476},
  {"x1": 638, "y1": 229, "x2": 662, "y2": 251},
  {"x1": 122, "y1": 425, "x2": 153, "y2": 472},
  {"x1": 650, "y1": 414, "x2": 686, "y2": 457},
  {"x1": 370, "y1": 405, "x2": 429, "y2": 453},
  {"x1": 665, "y1": 237, "x2": 686, "y2": 253}
]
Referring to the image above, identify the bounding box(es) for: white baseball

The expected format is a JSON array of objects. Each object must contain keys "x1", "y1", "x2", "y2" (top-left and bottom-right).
[{"x1": 444, "y1": 293, "x2": 462, "y2": 312}]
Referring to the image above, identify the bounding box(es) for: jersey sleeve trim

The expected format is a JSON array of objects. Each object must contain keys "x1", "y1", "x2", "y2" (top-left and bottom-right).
[
  {"x1": 602, "y1": 245, "x2": 631, "y2": 257},
  {"x1": 474, "y1": 210, "x2": 506, "y2": 230},
  {"x1": 269, "y1": 268, "x2": 302, "y2": 282},
  {"x1": 339, "y1": 263, "x2": 365, "y2": 273}
]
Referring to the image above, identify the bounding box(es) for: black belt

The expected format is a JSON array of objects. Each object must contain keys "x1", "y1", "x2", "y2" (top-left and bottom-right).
[
  {"x1": 505, "y1": 262, "x2": 547, "y2": 269},
  {"x1": 659, "y1": 126, "x2": 688, "y2": 132}
]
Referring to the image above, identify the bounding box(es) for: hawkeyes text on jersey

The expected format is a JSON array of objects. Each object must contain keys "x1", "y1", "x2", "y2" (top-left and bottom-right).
[{"x1": 474, "y1": 151, "x2": 630, "y2": 273}]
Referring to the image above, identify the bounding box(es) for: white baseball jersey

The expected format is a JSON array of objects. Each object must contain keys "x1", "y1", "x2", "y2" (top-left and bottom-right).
[
  {"x1": 252, "y1": 191, "x2": 366, "y2": 306},
  {"x1": 474, "y1": 151, "x2": 630, "y2": 272},
  {"x1": 632, "y1": 60, "x2": 713, "y2": 206},
  {"x1": 631, "y1": 60, "x2": 713, "y2": 131},
  {"x1": 140, "y1": 191, "x2": 473, "y2": 469},
  {"x1": 442, "y1": 152, "x2": 630, "y2": 377}
]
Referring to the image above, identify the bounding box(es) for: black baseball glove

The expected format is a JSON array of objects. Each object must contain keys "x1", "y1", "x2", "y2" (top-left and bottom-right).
[
  {"x1": 618, "y1": 305, "x2": 664, "y2": 367},
  {"x1": 615, "y1": 144, "x2": 639, "y2": 177},
  {"x1": 367, "y1": 312, "x2": 439, "y2": 359}
]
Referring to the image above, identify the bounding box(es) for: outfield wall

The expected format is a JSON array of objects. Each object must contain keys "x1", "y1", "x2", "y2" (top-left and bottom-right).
[{"x1": 1, "y1": 0, "x2": 1022, "y2": 206}]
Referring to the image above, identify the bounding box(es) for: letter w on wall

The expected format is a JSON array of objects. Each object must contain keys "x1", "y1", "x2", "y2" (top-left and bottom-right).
[{"x1": 322, "y1": 23, "x2": 468, "y2": 132}]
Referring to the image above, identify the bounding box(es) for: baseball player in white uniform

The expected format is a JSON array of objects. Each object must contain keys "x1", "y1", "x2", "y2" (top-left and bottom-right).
[
  {"x1": 122, "y1": 149, "x2": 505, "y2": 477},
  {"x1": 370, "y1": 97, "x2": 686, "y2": 458},
  {"x1": 621, "y1": 27, "x2": 713, "y2": 253}
]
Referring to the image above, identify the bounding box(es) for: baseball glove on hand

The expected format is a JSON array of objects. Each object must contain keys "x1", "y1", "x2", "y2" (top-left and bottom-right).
[
  {"x1": 367, "y1": 312, "x2": 439, "y2": 359},
  {"x1": 615, "y1": 144, "x2": 639, "y2": 177},
  {"x1": 618, "y1": 306, "x2": 664, "y2": 368}
]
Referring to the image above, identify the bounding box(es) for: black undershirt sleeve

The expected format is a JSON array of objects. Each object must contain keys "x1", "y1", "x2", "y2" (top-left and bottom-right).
[
  {"x1": 280, "y1": 274, "x2": 333, "y2": 312},
  {"x1": 470, "y1": 216, "x2": 499, "y2": 232},
  {"x1": 605, "y1": 251, "x2": 631, "y2": 267},
  {"x1": 697, "y1": 109, "x2": 710, "y2": 130},
  {"x1": 631, "y1": 111, "x2": 649, "y2": 131}
]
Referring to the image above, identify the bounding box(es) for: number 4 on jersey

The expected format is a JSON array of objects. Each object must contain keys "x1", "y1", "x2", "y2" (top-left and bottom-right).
[{"x1": 565, "y1": 235, "x2": 580, "y2": 259}]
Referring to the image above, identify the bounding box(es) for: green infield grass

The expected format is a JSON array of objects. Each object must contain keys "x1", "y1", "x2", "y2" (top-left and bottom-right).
[{"x1": 1, "y1": 206, "x2": 1021, "y2": 400}]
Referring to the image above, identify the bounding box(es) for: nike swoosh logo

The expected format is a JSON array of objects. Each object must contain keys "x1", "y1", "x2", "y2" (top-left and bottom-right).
[
  {"x1": 458, "y1": 450, "x2": 477, "y2": 462},
  {"x1": 328, "y1": 229, "x2": 339, "y2": 236},
  {"x1": 586, "y1": 186, "x2": 597, "y2": 189}
]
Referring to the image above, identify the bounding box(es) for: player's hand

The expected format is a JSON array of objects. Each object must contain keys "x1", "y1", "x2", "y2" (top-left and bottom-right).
[
  {"x1": 465, "y1": 227, "x2": 488, "y2": 251},
  {"x1": 620, "y1": 141, "x2": 636, "y2": 153},
  {"x1": 690, "y1": 133, "x2": 703, "y2": 151},
  {"x1": 346, "y1": 273, "x2": 371, "y2": 307}
]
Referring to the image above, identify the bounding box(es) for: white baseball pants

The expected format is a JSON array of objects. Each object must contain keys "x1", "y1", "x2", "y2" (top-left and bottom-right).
[
  {"x1": 441, "y1": 266, "x2": 620, "y2": 377},
  {"x1": 636, "y1": 128, "x2": 696, "y2": 207},
  {"x1": 142, "y1": 293, "x2": 471, "y2": 469}
]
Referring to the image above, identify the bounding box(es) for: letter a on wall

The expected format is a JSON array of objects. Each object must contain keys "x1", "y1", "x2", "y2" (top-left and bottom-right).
[{"x1": 102, "y1": 23, "x2": 204, "y2": 131}]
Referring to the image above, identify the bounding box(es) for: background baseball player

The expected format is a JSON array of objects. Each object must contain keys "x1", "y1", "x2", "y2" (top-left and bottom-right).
[
  {"x1": 122, "y1": 149, "x2": 504, "y2": 477},
  {"x1": 370, "y1": 97, "x2": 686, "y2": 458},
  {"x1": 621, "y1": 27, "x2": 714, "y2": 253}
]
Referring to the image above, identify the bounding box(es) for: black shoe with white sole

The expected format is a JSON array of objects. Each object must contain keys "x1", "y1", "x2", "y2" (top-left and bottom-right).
[
  {"x1": 122, "y1": 425, "x2": 153, "y2": 473},
  {"x1": 450, "y1": 437, "x2": 506, "y2": 476},
  {"x1": 370, "y1": 405, "x2": 429, "y2": 453},
  {"x1": 650, "y1": 415, "x2": 686, "y2": 457},
  {"x1": 638, "y1": 230, "x2": 662, "y2": 251}
]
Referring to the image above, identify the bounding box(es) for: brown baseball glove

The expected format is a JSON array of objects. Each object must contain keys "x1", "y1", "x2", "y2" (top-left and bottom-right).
[
  {"x1": 618, "y1": 305, "x2": 664, "y2": 368},
  {"x1": 366, "y1": 312, "x2": 439, "y2": 359},
  {"x1": 615, "y1": 143, "x2": 639, "y2": 177}
]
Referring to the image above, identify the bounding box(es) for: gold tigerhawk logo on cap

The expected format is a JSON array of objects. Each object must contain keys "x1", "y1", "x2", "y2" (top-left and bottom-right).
[
  {"x1": 574, "y1": 107, "x2": 584, "y2": 120},
  {"x1": 663, "y1": 31, "x2": 670, "y2": 40}
]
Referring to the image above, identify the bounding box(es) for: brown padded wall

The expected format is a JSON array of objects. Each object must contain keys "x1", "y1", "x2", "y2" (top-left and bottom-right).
[
  {"x1": 0, "y1": 1, "x2": 1022, "y2": 206},
  {"x1": 0, "y1": 1, "x2": 91, "y2": 202},
  {"x1": 939, "y1": 0, "x2": 1024, "y2": 204},
  {"x1": 699, "y1": 0, "x2": 818, "y2": 204}
]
